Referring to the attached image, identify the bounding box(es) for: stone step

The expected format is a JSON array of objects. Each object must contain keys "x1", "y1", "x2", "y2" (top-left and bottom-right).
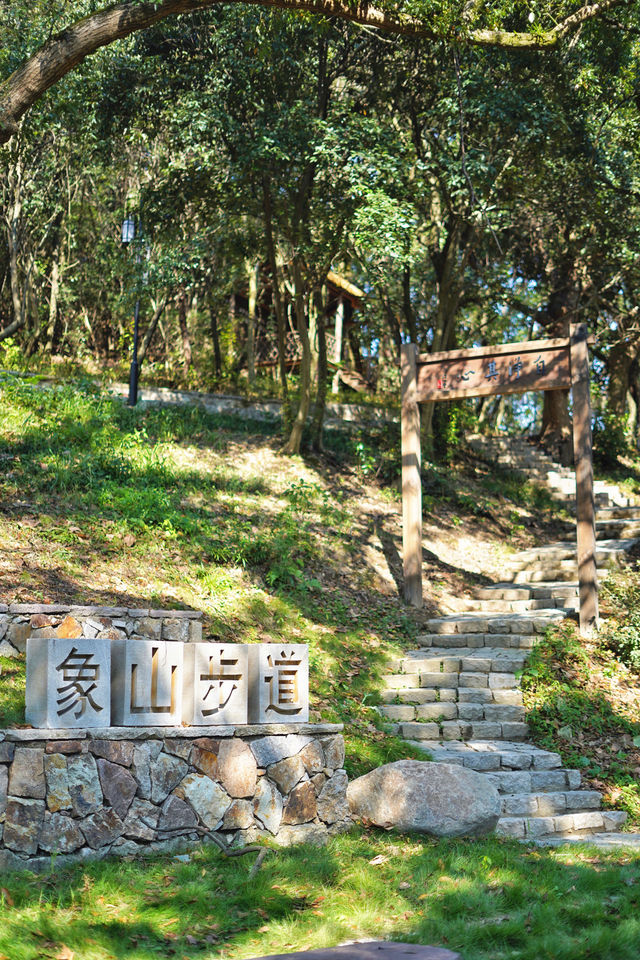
[
  {"x1": 472, "y1": 583, "x2": 579, "y2": 601},
  {"x1": 596, "y1": 505, "x2": 640, "y2": 520},
  {"x1": 510, "y1": 566, "x2": 580, "y2": 583},
  {"x1": 500, "y1": 789, "x2": 602, "y2": 817},
  {"x1": 533, "y1": 831, "x2": 640, "y2": 850},
  {"x1": 507, "y1": 539, "x2": 638, "y2": 568},
  {"x1": 379, "y1": 702, "x2": 525, "y2": 723},
  {"x1": 396, "y1": 719, "x2": 529, "y2": 741},
  {"x1": 596, "y1": 519, "x2": 640, "y2": 538},
  {"x1": 496, "y1": 809, "x2": 627, "y2": 840},
  {"x1": 395, "y1": 648, "x2": 530, "y2": 672},
  {"x1": 423, "y1": 611, "x2": 565, "y2": 635},
  {"x1": 415, "y1": 632, "x2": 537, "y2": 650},
  {"x1": 484, "y1": 767, "x2": 583, "y2": 794},
  {"x1": 456, "y1": 597, "x2": 574, "y2": 613},
  {"x1": 405, "y1": 739, "x2": 563, "y2": 771},
  {"x1": 386, "y1": 667, "x2": 520, "y2": 692}
]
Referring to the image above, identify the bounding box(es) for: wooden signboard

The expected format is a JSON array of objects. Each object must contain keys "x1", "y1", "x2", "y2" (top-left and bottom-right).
[
  {"x1": 401, "y1": 325, "x2": 598, "y2": 636},
  {"x1": 415, "y1": 339, "x2": 572, "y2": 401}
]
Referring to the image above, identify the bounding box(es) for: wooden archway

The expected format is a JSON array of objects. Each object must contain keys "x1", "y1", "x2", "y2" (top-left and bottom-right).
[{"x1": 401, "y1": 323, "x2": 597, "y2": 635}]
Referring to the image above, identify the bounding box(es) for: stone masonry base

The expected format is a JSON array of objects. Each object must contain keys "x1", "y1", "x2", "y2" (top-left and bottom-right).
[{"x1": 0, "y1": 724, "x2": 349, "y2": 873}]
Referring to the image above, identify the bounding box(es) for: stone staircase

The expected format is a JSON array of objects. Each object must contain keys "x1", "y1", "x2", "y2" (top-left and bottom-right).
[{"x1": 381, "y1": 436, "x2": 640, "y2": 848}]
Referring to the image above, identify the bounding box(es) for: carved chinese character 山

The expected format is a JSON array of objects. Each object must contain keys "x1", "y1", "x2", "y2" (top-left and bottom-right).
[
  {"x1": 25, "y1": 637, "x2": 111, "y2": 728},
  {"x1": 111, "y1": 639, "x2": 183, "y2": 726},
  {"x1": 183, "y1": 643, "x2": 248, "y2": 725},
  {"x1": 248, "y1": 644, "x2": 309, "y2": 723}
]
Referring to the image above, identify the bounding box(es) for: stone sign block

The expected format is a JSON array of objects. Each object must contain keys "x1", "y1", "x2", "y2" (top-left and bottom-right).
[
  {"x1": 25, "y1": 637, "x2": 111, "y2": 728},
  {"x1": 111, "y1": 639, "x2": 183, "y2": 726},
  {"x1": 183, "y1": 643, "x2": 248, "y2": 725},
  {"x1": 248, "y1": 644, "x2": 309, "y2": 724}
]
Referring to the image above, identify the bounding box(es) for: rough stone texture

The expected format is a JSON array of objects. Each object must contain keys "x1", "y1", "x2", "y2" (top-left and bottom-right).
[
  {"x1": 67, "y1": 754, "x2": 102, "y2": 817},
  {"x1": 274, "y1": 823, "x2": 328, "y2": 847},
  {"x1": 123, "y1": 799, "x2": 160, "y2": 841},
  {"x1": 132, "y1": 741, "x2": 163, "y2": 799},
  {"x1": 8, "y1": 622, "x2": 30, "y2": 653},
  {"x1": 134, "y1": 618, "x2": 161, "y2": 639},
  {"x1": 44, "y1": 753, "x2": 72, "y2": 812},
  {"x1": 162, "y1": 618, "x2": 190, "y2": 643},
  {"x1": 158, "y1": 795, "x2": 198, "y2": 834},
  {"x1": 348, "y1": 760, "x2": 500, "y2": 837},
  {"x1": 321, "y1": 735, "x2": 345, "y2": 771},
  {"x1": 0, "y1": 728, "x2": 346, "y2": 866},
  {"x1": 56, "y1": 616, "x2": 83, "y2": 639},
  {"x1": 317, "y1": 771, "x2": 350, "y2": 824},
  {"x1": 0, "y1": 639, "x2": 18, "y2": 658},
  {"x1": 9, "y1": 747, "x2": 45, "y2": 799},
  {"x1": 3, "y1": 797, "x2": 45, "y2": 854},
  {"x1": 216, "y1": 740, "x2": 257, "y2": 798},
  {"x1": 81, "y1": 808, "x2": 124, "y2": 849},
  {"x1": 45, "y1": 740, "x2": 83, "y2": 755},
  {"x1": 97, "y1": 759, "x2": 137, "y2": 821},
  {"x1": 253, "y1": 779, "x2": 283, "y2": 835},
  {"x1": 0, "y1": 765, "x2": 7, "y2": 818},
  {"x1": 250, "y1": 734, "x2": 312, "y2": 768},
  {"x1": 282, "y1": 781, "x2": 317, "y2": 825},
  {"x1": 39, "y1": 812, "x2": 84, "y2": 853},
  {"x1": 268, "y1": 755, "x2": 306, "y2": 795},
  {"x1": 300, "y1": 741, "x2": 325, "y2": 775},
  {"x1": 174, "y1": 773, "x2": 231, "y2": 829},
  {"x1": 89, "y1": 740, "x2": 134, "y2": 766},
  {"x1": 150, "y1": 752, "x2": 188, "y2": 804},
  {"x1": 163, "y1": 738, "x2": 192, "y2": 761},
  {"x1": 223, "y1": 799, "x2": 254, "y2": 830}
]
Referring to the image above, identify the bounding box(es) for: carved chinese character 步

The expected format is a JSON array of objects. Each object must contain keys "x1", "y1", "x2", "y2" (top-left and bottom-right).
[{"x1": 183, "y1": 643, "x2": 248, "y2": 725}]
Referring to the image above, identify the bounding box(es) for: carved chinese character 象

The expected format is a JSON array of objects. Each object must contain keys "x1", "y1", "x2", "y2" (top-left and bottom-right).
[{"x1": 55, "y1": 646, "x2": 104, "y2": 720}]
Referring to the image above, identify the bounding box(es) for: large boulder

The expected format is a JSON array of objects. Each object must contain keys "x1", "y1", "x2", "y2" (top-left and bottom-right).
[{"x1": 347, "y1": 760, "x2": 500, "y2": 837}]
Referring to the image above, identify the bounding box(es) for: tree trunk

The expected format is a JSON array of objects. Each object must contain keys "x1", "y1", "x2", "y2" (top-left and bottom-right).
[
  {"x1": 331, "y1": 295, "x2": 344, "y2": 394},
  {"x1": 207, "y1": 293, "x2": 223, "y2": 376},
  {"x1": 262, "y1": 175, "x2": 291, "y2": 431},
  {"x1": 246, "y1": 260, "x2": 258, "y2": 388},
  {"x1": 310, "y1": 286, "x2": 328, "y2": 451},
  {"x1": 607, "y1": 338, "x2": 639, "y2": 423},
  {"x1": 177, "y1": 290, "x2": 192, "y2": 377},
  {"x1": 138, "y1": 293, "x2": 169, "y2": 364},
  {"x1": 281, "y1": 258, "x2": 311, "y2": 455}
]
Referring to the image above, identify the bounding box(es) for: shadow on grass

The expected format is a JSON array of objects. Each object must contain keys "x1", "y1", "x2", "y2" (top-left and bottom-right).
[{"x1": 1, "y1": 833, "x2": 640, "y2": 960}]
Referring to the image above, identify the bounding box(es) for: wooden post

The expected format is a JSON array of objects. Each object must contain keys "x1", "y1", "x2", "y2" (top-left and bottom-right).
[
  {"x1": 570, "y1": 323, "x2": 599, "y2": 635},
  {"x1": 401, "y1": 343, "x2": 423, "y2": 606}
]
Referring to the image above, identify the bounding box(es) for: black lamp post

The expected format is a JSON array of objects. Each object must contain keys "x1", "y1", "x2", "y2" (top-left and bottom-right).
[{"x1": 121, "y1": 216, "x2": 141, "y2": 406}]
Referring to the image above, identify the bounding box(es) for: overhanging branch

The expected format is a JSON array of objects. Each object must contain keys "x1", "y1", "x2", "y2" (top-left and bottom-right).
[{"x1": 0, "y1": 0, "x2": 634, "y2": 144}]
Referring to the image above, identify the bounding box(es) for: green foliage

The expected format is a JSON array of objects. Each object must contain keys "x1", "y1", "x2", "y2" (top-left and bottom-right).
[
  {"x1": 601, "y1": 570, "x2": 640, "y2": 672},
  {"x1": 593, "y1": 411, "x2": 630, "y2": 469}
]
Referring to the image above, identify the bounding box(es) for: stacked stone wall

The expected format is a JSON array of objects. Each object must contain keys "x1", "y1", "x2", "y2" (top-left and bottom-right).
[
  {"x1": 0, "y1": 604, "x2": 203, "y2": 659},
  {"x1": 0, "y1": 724, "x2": 349, "y2": 872}
]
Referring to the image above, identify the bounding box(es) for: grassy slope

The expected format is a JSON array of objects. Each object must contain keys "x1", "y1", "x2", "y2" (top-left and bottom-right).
[{"x1": 2, "y1": 379, "x2": 640, "y2": 959}]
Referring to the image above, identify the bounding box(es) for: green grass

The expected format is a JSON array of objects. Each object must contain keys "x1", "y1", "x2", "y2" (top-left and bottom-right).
[
  {"x1": 1, "y1": 832, "x2": 640, "y2": 960},
  {"x1": 0, "y1": 378, "x2": 425, "y2": 773}
]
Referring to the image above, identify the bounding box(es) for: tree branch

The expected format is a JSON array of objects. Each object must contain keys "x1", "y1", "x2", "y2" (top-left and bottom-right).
[{"x1": 0, "y1": 0, "x2": 634, "y2": 145}]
